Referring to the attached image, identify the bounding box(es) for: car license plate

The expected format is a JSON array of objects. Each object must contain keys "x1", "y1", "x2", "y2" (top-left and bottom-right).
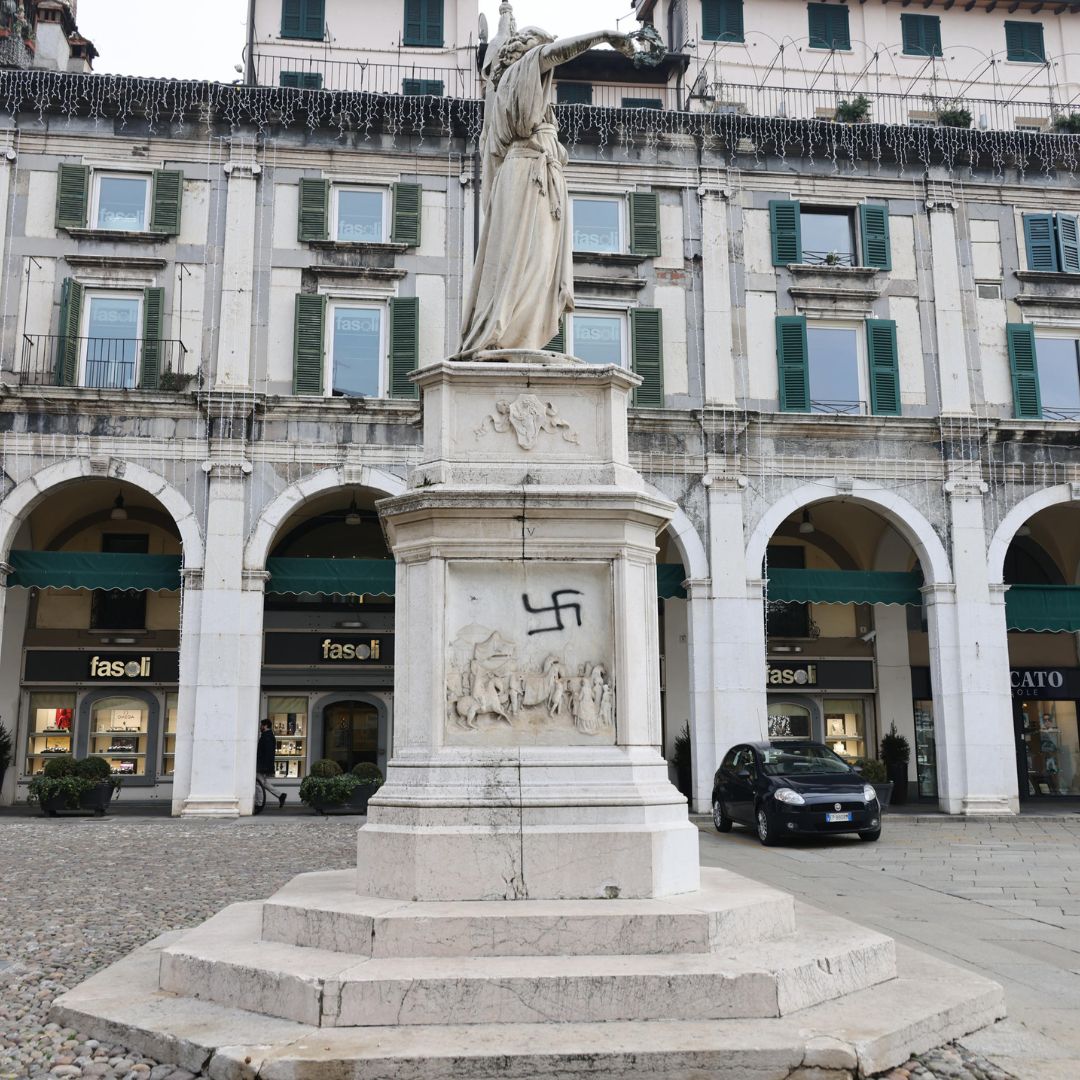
[{"x1": 826, "y1": 811, "x2": 852, "y2": 823}]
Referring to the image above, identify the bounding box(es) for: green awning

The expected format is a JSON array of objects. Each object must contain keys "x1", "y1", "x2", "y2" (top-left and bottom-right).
[
  {"x1": 266, "y1": 558, "x2": 396, "y2": 597},
  {"x1": 8, "y1": 551, "x2": 182, "y2": 591},
  {"x1": 1006, "y1": 585, "x2": 1080, "y2": 632},
  {"x1": 765, "y1": 568, "x2": 923, "y2": 606},
  {"x1": 657, "y1": 564, "x2": 688, "y2": 600}
]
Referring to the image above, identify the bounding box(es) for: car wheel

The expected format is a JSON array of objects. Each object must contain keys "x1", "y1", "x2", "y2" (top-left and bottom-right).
[
  {"x1": 712, "y1": 799, "x2": 732, "y2": 833},
  {"x1": 859, "y1": 828, "x2": 881, "y2": 842},
  {"x1": 756, "y1": 805, "x2": 781, "y2": 846}
]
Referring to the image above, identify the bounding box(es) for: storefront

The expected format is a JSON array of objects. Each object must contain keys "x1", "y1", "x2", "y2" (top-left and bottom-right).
[
  {"x1": 1010, "y1": 667, "x2": 1080, "y2": 798},
  {"x1": 765, "y1": 659, "x2": 876, "y2": 761},
  {"x1": 19, "y1": 648, "x2": 180, "y2": 790},
  {"x1": 260, "y1": 627, "x2": 395, "y2": 781}
]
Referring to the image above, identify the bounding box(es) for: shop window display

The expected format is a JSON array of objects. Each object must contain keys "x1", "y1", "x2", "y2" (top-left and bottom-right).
[
  {"x1": 25, "y1": 693, "x2": 76, "y2": 775},
  {"x1": 90, "y1": 696, "x2": 149, "y2": 777},
  {"x1": 824, "y1": 699, "x2": 866, "y2": 760},
  {"x1": 767, "y1": 701, "x2": 812, "y2": 740},
  {"x1": 161, "y1": 693, "x2": 178, "y2": 777},
  {"x1": 1019, "y1": 700, "x2": 1080, "y2": 796},
  {"x1": 914, "y1": 701, "x2": 937, "y2": 798},
  {"x1": 268, "y1": 696, "x2": 308, "y2": 779}
]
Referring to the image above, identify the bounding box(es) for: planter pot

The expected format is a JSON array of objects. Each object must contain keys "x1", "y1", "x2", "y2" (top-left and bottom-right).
[
  {"x1": 41, "y1": 780, "x2": 117, "y2": 817},
  {"x1": 873, "y1": 781, "x2": 894, "y2": 810},
  {"x1": 306, "y1": 782, "x2": 382, "y2": 816},
  {"x1": 885, "y1": 763, "x2": 909, "y2": 805}
]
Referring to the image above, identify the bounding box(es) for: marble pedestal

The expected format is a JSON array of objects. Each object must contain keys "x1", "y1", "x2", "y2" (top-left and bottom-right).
[{"x1": 362, "y1": 359, "x2": 698, "y2": 900}]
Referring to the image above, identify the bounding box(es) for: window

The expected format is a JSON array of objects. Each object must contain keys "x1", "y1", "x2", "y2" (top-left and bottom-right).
[
  {"x1": 403, "y1": 0, "x2": 444, "y2": 47},
  {"x1": 402, "y1": 79, "x2": 444, "y2": 96},
  {"x1": 25, "y1": 693, "x2": 76, "y2": 776},
  {"x1": 557, "y1": 82, "x2": 593, "y2": 105},
  {"x1": 280, "y1": 71, "x2": 323, "y2": 90},
  {"x1": 89, "y1": 696, "x2": 151, "y2": 778},
  {"x1": 330, "y1": 304, "x2": 385, "y2": 397},
  {"x1": 335, "y1": 188, "x2": 388, "y2": 244},
  {"x1": 1033, "y1": 337, "x2": 1080, "y2": 419},
  {"x1": 1022, "y1": 212, "x2": 1080, "y2": 273},
  {"x1": 571, "y1": 311, "x2": 627, "y2": 366},
  {"x1": 824, "y1": 700, "x2": 866, "y2": 761},
  {"x1": 293, "y1": 294, "x2": 418, "y2": 399},
  {"x1": 55, "y1": 165, "x2": 182, "y2": 235},
  {"x1": 267, "y1": 696, "x2": 309, "y2": 780},
  {"x1": 1005, "y1": 21, "x2": 1045, "y2": 63},
  {"x1": 297, "y1": 179, "x2": 422, "y2": 247},
  {"x1": 767, "y1": 703, "x2": 813, "y2": 741},
  {"x1": 769, "y1": 200, "x2": 891, "y2": 269},
  {"x1": 703, "y1": 0, "x2": 744, "y2": 43},
  {"x1": 572, "y1": 198, "x2": 623, "y2": 253},
  {"x1": 775, "y1": 317, "x2": 900, "y2": 415},
  {"x1": 807, "y1": 3, "x2": 850, "y2": 51},
  {"x1": 92, "y1": 534, "x2": 149, "y2": 630},
  {"x1": 81, "y1": 292, "x2": 142, "y2": 389},
  {"x1": 281, "y1": 0, "x2": 324, "y2": 41},
  {"x1": 766, "y1": 545, "x2": 810, "y2": 638},
  {"x1": 901, "y1": 14, "x2": 941, "y2": 58}
]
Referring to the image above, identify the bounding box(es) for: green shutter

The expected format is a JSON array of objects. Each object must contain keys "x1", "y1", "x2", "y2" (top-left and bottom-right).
[
  {"x1": 402, "y1": 78, "x2": 444, "y2": 96},
  {"x1": 302, "y1": 0, "x2": 325, "y2": 39},
  {"x1": 703, "y1": 0, "x2": 744, "y2": 42},
  {"x1": 775, "y1": 315, "x2": 809, "y2": 412},
  {"x1": 56, "y1": 278, "x2": 83, "y2": 387},
  {"x1": 297, "y1": 177, "x2": 329, "y2": 242},
  {"x1": 769, "y1": 199, "x2": 802, "y2": 265},
  {"x1": 866, "y1": 319, "x2": 901, "y2": 416},
  {"x1": 631, "y1": 308, "x2": 664, "y2": 408},
  {"x1": 389, "y1": 296, "x2": 419, "y2": 399},
  {"x1": 629, "y1": 192, "x2": 661, "y2": 257},
  {"x1": 544, "y1": 317, "x2": 565, "y2": 353},
  {"x1": 1007, "y1": 323, "x2": 1042, "y2": 419},
  {"x1": 55, "y1": 164, "x2": 89, "y2": 230},
  {"x1": 1005, "y1": 21, "x2": 1044, "y2": 62},
  {"x1": 150, "y1": 170, "x2": 182, "y2": 234},
  {"x1": 1023, "y1": 213, "x2": 1059, "y2": 272},
  {"x1": 281, "y1": 0, "x2": 301, "y2": 37},
  {"x1": 280, "y1": 71, "x2": 323, "y2": 89},
  {"x1": 392, "y1": 183, "x2": 422, "y2": 246},
  {"x1": 293, "y1": 293, "x2": 326, "y2": 395},
  {"x1": 557, "y1": 83, "x2": 593, "y2": 105},
  {"x1": 404, "y1": 0, "x2": 443, "y2": 47},
  {"x1": 808, "y1": 3, "x2": 849, "y2": 50},
  {"x1": 901, "y1": 14, "x2": 941, "y2": 57},
  {"x1": 140, "y1": 286, "x2": 165, "y2": 389},
  {"x1": 1055, "y1": 213, "x2": 1080, "y2": 273},
  {"x1": 859, "y1": 203, "x2": 891, "y2": 270}
]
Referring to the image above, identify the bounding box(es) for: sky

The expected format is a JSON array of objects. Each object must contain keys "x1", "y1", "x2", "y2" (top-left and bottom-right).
[{"x1": 74, "y1": 1, "x2": 640, "y2": 83}]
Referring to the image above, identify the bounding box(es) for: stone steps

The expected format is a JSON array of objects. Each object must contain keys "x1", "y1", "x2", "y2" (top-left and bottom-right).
[
  {"x1": 157, "y1": 899, "x2": 896, "y2": 1027},
  {"x1": 260, "y1": 867, "x2": 797, "y2": 957},
  {"x1": 55, "y1": 932, "x2": 1005, "y2": 1080}
]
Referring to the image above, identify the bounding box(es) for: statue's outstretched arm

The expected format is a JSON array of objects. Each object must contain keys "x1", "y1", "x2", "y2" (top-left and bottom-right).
[{"x1": 539, "y1": 31, "x2": 635, "y2": 73}]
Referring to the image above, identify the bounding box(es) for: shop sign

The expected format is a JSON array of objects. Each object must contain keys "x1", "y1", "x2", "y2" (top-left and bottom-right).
[
  {"x1": 23, "y1": 650, "x2": 179, "y2": 683},
  {"x1": 264, "y1": 632, "x2": 395, "y2": 667},
  {"x1": 1011, "y1": 668, "x2": 1080, "y2": 699},
  {"x1": 766, "y1": 660, "x2": 875, "y2": 691}
]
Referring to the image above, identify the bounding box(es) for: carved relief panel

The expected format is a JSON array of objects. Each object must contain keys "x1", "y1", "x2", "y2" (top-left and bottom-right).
[{"x1": 445, "y1": 561, "x2": 616, "y2": 747}]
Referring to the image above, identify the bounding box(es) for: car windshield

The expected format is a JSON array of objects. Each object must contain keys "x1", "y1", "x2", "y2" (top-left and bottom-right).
[{"x1": 761, "y1": 745, "x2": 853, "y2": 776}]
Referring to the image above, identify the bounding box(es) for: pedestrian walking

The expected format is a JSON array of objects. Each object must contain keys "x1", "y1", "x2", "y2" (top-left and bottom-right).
[{"x1": 257, "y1": 719, "x2": 287, "y2": 808}]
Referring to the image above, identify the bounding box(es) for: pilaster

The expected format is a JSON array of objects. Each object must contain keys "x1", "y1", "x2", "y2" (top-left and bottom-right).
[
  {"x1": 700, "y1": 187, "x2": 736, "y2": 406},
  {"x1": 927, "y1": 200, "x2": 972, "y2": 415}
]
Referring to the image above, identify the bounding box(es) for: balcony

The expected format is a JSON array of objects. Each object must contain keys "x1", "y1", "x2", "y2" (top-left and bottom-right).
[{"x1": 18, "y1": 336, "x2": 195, "y2": 391}]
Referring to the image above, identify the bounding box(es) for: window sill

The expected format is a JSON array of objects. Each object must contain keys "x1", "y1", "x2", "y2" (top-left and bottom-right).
[
  {"x1": 307, "y1": 240, "x2": 410, "y2": 255},
  {"x1": 787, "y1": 264, "x2": 879, "y2": 277},
  {"x1": 1015, "y1": 270, "x2": 1080, "y2": 284},
  {"x1": 65, "y1": 254, "x2": 168, "y2": 270},
  {"x1": 65, "y1": 229, "x2": 168, "y2": 243},
  {"x1": 574, "y1": 274, "x2": 645, "y2": 296},
  {"x1": 311, "y1": 265, "x2": 407, "y2": 280},
  {"x1": 573, "y1": 252, "x2": 648, "y2": 267}
]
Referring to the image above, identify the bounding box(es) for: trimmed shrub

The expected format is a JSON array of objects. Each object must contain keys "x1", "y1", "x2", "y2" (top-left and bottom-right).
[{"x1": 310, "y1": 758, "x2": 344, "y2": 778}]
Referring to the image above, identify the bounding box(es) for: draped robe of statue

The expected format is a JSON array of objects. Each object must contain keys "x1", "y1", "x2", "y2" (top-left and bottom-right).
[{"x1": 459, "y1": 45, "x2": 574, "y2": 357}]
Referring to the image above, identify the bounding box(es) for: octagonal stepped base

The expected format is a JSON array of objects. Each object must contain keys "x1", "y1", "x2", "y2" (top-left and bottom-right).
[
  {"x1": 156, "y1": 874, "x2": 897, "y2": 1029},
  {"x1": 260, "y1": 868, "x2": 797, "y2": 957}
]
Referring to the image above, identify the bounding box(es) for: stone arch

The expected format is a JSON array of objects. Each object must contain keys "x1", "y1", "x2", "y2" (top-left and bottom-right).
[
  {"x1": 0, "y1": 458, "x2": 204, "y2": 568},
  {"x1": 244, "y1": 465, "x2": 407, "y2": 571},
  {"x1": 643, "y1": 484, "x2": 709, "y2": 581},
  {"x1": 745, "y1": 479, "x2": 951, "y2": 586},
  {"x1": 987, "y1": 484, "x2": 1075, "y2": 586}
]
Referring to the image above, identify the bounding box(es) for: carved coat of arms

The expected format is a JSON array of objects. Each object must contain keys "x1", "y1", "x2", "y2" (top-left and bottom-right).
[{"x1": 474, "y1": 394, "x2": 579, "y2": 451}]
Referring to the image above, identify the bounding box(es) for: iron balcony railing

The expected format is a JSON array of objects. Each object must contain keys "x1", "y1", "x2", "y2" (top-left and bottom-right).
[{"x1": 19, "y1": 335, "x2": 194, "y2": 391}]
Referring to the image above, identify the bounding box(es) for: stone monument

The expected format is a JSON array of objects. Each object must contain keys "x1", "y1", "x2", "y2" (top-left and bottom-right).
[{"x1": 52, "y1": 6, "x2": 1006, "y2": 1075}]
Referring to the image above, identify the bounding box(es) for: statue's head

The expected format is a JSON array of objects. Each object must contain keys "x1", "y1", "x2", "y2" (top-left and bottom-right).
[{"x1": 489, "y1": 25, "x2": 556, "y2": 87}]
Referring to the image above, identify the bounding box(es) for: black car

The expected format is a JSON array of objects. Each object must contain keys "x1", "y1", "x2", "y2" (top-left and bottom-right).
[{"x1": 711, "y1": 741, "x2": 881, "y2": 846}]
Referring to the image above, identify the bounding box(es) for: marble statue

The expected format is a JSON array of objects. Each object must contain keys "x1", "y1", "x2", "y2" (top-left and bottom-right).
[{"x1": 458, "y1": 3, "x2": 637, "y2": 358}]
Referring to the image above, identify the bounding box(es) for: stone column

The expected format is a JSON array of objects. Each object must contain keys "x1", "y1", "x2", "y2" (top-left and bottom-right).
[
  {"x1": 179, "y1": 455, "x2": 265, "y2": 817},
  {"x1": 684, "y1": 579, "x2": 714, "y2": 814},
  {"x1": 0, "y1": 562, "x2": 11, "y2": 805},
  {"x1": 169, "y1": 568, "x2": 202, "y2": 815},
  {"x1": 924, "y1": 480, "x2": 1018, "y2": 815},
  {"x1": 874, "y1": 603, "x2": 917, "y2": 784},
  {"x1": 927, "y1": 201, "x2": 973, "y2": 415},
  {"x1": 214, "y1": 158, "x2": 261, "y2": 390},
  {"x1": 700, "y1": 188, "x2": 736, "y2": 406}
]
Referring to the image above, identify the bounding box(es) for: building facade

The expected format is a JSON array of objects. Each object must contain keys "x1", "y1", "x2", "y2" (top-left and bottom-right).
[{"x1": 1, "y1": 3, "x2": 1080, "y2": 816}]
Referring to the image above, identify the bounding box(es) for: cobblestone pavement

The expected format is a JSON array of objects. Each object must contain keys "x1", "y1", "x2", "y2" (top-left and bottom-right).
[
  {"x1": 699, "y1": 814, "x2": 1080, "y2": 1080},
  {"x1": 0, "y1": 813, "x2": 1066, "y2": 1080}
]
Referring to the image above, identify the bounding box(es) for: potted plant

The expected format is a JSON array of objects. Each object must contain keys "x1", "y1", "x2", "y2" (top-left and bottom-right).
[
  {"x1": 937, "y1": 106, "x2": 972, "y2": 129},
  {"x1": 299, "y1": 758, "x2": 361, "y2": 815},
  {"x1": 158, "y1": 369, "x2": 195, "y2": 392},
  {"x1": 854, "y1": 757, "x2": 892, "y2": 809},
  {"x1": 1053, "y1": 113, "x2": 1080, "y2": 134},
  {"x1": 350, "y1": 761, "x2": 384, "y2": 814},
  {"x1": 672, "y1": 721, "x2": 692, "y2": 801},
  {"x1": 29, "y1": 756, "x2": 119, "y2": 817},
  {"x1": 835, "y1": 94, "x2": 871, "y2": 124},
  {"x1": 880, "y1": 723, "x2": 911, "y2": 806},
  {"x1": 0, "y1": 720, "x2": 12, "y2": 795}
]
